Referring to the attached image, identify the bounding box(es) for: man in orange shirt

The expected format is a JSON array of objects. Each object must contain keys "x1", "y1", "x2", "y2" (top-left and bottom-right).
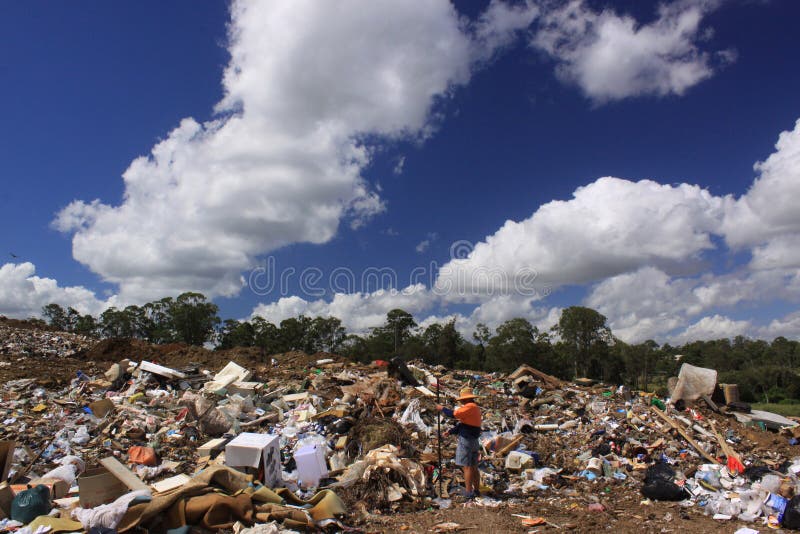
[{"x1": 437, "y1": 387, "x2": 482, "y2": 500}]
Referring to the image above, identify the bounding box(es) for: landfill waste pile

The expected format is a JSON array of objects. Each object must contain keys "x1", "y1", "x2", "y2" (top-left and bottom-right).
[
  {"x1": 2, "y1": 322, "x2": 800, "y2": 533},
  {"x1": 0, "y1": 319, "x2": 93, "y2": 360}
]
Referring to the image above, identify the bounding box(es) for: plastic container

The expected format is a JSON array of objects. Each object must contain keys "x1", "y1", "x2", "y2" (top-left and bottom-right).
[
  {"x1": 505, "y1": 451, "x2": 534, "y2": 470},
  {"x1": 294, "y1": 444, "x2": 328, "y2": 488}
]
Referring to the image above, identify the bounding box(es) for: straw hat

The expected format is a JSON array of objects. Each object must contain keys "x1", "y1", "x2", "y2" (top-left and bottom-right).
[{"x1": 456, "y1": 387, "x2": 478, "y2": 402}]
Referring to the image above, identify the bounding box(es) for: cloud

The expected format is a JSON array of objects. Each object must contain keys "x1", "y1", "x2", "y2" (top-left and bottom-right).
[
  {"x1": 0, "y1": 262, "x2": 113, "y2": 319},
  {"x1": 722, "y1": 118, "x2": 800, "y2": 262},
  {"x1": 418, "y1": 295, "x2": 561, "y2": 340},
  {"x1": 759, "y1": 312, "x2": 800, "y2": 340},
  {"x1": 435, "y1": 118, "x2": 800, "y2": 343},
  {"x1": 415, "y1": 232, "x2": 439, "y2": 254},
  {"x1": 55, "y1": 0, "x2": 537, "y2": 303},
  {"x1": 250, "y1": 283, "x2": 437, "y2": 333},
  {"x1": 673, "y1": 314, "x2": 751, "y2": 344},
  {"x1": 436, "y1": 177, "x2": 724, "y2": 301},
  {"x1": 249, "y1": 281, "x2": 561, "y2": 340},
  {"x1": 473, "y1": 0, "x2": 540, "y2": 62},
  {"x1": 246, "y1": 113, "x2": 800, "y2": 344},
  {"x1": 531, "y1": 0, "x2": 733, "y2": 102},
  {"x1": 393, "y1": 156, "x2": 406, "y2": 176},
  {"x1": 585, "y1": 265, "x2": 800, "y2": 343},
  {"x1": 585, "y1": 266, "x2": 699, "y2": 342}
]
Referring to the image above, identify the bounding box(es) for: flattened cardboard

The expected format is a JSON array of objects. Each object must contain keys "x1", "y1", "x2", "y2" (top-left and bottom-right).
[
  {"x1": 0, "y1": 482, "x2": 13, "y2": 517},
  {"x1": 203, "y1": 361, "x2": 251, "y2": 393},
  {"x1": 28, "y1": 477, "x2": 69, "y2": 498},
  {"x1": 150, "y1": 473, "x2": 191, "y2": 494},
  {"x1": 0, "y1": 441, "x2": 15, "y2": 482},
  {"x1": 78, "y1": 467, "x2": 129, "y2": 508},
  {"x1": 88, "y1": 398, "x2": 115, "y2": 418},
  {"x1": 282, "y1": 392, "x2": 309, "y2": 403}
]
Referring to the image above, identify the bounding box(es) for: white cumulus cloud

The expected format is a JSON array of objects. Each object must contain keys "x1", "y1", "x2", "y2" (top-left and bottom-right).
[
  {"x1": 418, "y1": 295, "x2": 560, "y2": 340},
  {"x1": 673, "y1": 314, "x2": 751, "y2": 344},
  {"x1": 436, "y1": 177, "x2": 724, "y2": 301},
  {"x1": 435, "y1": 117, "x2": 800, "y2": 343},
  {"x1": 723, "y1": 118, "x2": 800, "y2": 265},
  {"x1": 759, "y1": 312, "x2": 800, "y2": 340},
  {"x1": 55, "y1": 0, "x2": 537, "y2": 303},
  {"x1": 0, "y1": 262, "x2": 114, "y2": 319},
  {"x1": 585, "y1": 266, "x2": 699, "y2": 342},
  {"x1": 250, "y1": 284, "x2": 437, "y2": 334},
  {"x1": 531, "y1": 0, "x2": 732, "y2": 102}
]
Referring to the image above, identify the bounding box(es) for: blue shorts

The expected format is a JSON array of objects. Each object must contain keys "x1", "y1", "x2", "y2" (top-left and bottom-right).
[{"x1": 455, "y1": 435, "x2": 480, "y2": 466}]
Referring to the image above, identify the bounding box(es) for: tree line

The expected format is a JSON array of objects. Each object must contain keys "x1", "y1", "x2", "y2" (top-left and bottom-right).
[{"x1": 40, "y1": 295, "x2": 800, "y2": 404}]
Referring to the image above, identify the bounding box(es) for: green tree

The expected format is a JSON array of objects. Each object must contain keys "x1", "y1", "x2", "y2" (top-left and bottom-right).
[
  {"x1": 278, "y1": 316, "x2": 313, "y2": 352},
  {"x1": 486, "y1": 318, "x2": 537, "y2": 372},
  {"x1": 72, "y1": 312, "x2": 98, "y2": 337},
  {"x1": 472, "y1": 323, "x2": 491, "y2": 370},
  {"x1": 365, "y1": 309, "x2": 418, "y2": 358},
  {"x1": 340, "y1": 334, "x2": 371, "y2": 364},
  {"x1": 555, "y1": 306, "x2": 612, "y2": 379},
  {"x1": 437, "y1": 319, "x2": 465, "y2": 368},
  {"x1": 383, "y1": 309, "x2": 417, "y2": 352},
  {"x1": 252, "y1": 317, "x2": 282, "y2": 354},
  {"x1": 308, "y1": 316, "x2": 346, "y2": 352},
  {"x1": 217, "y1": 319, "x2": 256, "y2": 349},
  {"x1": 99, "y1": 307, "x2": 138, "y2": 338},
  {"x1": 42, "y1": 303, "x2": 68, "y2": 331},
  {"x1": 65, "y1": 307, "x2": 82, "y2": 332},
  {"x1": 396, "y1": 332, "x2": 427, "y2": 361},
  {"x1": 170, "y1": 292, "x2": 220, "y2": 346},
  {"x1": 142, "y1": 298, "x2": 175, "y2": 343}
]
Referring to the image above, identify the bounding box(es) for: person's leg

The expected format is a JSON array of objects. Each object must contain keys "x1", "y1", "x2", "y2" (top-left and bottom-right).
[
  {"x1": 463, "y1": 466, "x2": 474, "y2": 497},
  {"x1": 470, "y1": 465, "x2": 480, "y2": 494}
]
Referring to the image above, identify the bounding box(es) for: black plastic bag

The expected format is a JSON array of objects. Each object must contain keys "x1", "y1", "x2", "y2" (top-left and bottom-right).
[
  {"x1": 641, "y1": 463, "x2": 689, "y2": 501},
  {"x1": 783, "y1": 495, "x2": 800, "y2": 529},
  {"x1": 388, "y1": 357, "x2": 420, "y2": 386}
]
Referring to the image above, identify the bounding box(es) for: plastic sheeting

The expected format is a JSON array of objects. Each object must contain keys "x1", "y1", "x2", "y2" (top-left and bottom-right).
[{"x1": 671, "y1": 363, "x2": 717, "y2": 403}]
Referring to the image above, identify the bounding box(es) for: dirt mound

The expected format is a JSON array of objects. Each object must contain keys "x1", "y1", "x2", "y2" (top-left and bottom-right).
[
  {"x1": 83, "y1": 337, "x2": 162, "y2": 362},
  {"x1": 0, "y1": 316, "x2": 57, "y2": 332}
]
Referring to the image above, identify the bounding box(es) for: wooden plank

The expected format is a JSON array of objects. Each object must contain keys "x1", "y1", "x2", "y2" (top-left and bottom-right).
[
  {"x1": 99, "y1": 456, "x2": 150, "y2": 492},
  {"x1": 495, "y1": 434, "x2": 524, "y2": 457},
  {"x1": 651, "y1": 407, "x2": 719, "y2": 464},
  {"x1": 709, "y1": 420, "x2": 744, "y2": 474},
  {"x1": 701, "y1": 394, "x2": 720, "y2": 413},
  {"x1": 197, "y1": 438, "x2": 228, "y2": 457}
]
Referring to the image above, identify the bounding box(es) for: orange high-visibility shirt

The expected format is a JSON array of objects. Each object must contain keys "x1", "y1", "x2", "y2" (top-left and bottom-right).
[{"x1": 453, "y1": 401, "x2": 481, "y2": 428}]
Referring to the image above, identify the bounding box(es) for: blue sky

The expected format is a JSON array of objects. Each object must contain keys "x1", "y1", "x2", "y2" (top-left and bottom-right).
[{"x1": 2, "y1": 0, "x2": 800, "y2": 344}]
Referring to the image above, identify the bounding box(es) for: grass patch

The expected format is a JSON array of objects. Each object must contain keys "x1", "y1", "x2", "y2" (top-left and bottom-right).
[{"x1": 752, "y1": 403, "x2": 800, "y2": 417}]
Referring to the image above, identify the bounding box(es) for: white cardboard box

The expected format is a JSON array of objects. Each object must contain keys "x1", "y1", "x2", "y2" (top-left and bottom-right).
[{"x1": 225, "y1": 432, "x2": 281, "y2": 488}]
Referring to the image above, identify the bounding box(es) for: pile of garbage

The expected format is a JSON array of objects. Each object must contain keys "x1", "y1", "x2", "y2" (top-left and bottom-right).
[
  {"x1": 0, "y1": 321, "x2": 93, "y2": 359},
  {"x1": 3, "y1": 330, "x2": 800, "y2": 532}
]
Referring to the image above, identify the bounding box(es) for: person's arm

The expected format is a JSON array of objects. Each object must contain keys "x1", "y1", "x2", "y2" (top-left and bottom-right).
[
  {"x1": 436, "y1": 405, "x2": 458, "y2": 436},
  {"x1": 436, "y1": 405, "x2": 454, "y2": 418}
]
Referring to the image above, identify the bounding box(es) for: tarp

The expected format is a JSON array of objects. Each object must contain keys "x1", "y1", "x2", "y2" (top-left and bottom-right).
[{"x1": 671, "y1": 363, "x2": 717, "y2": 403}]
